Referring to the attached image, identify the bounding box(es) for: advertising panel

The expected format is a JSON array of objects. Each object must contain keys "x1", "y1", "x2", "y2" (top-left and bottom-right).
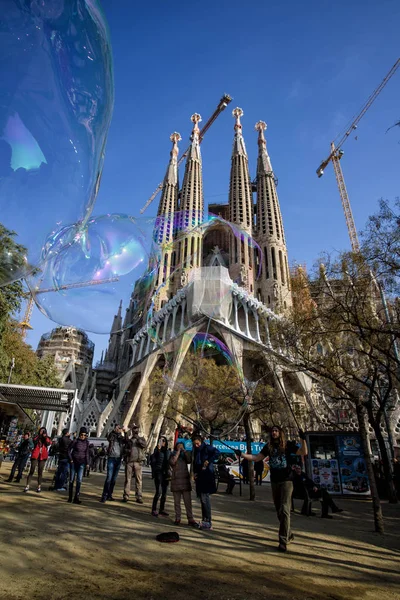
[
  {"x1": 310, "y1": 458, "x2": 341, "y2": 494},
  {"x1": 177, "y1": 438, "x2": 270, "y2": 481},
  {"x1": 337, "y1": 434, "x2": 370, "y2": 495}
]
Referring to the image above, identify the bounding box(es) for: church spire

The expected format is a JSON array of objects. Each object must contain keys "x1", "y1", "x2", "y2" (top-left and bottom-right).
[
  {"x1": 254, "y1": 121, "x2": 292, "y2": 312},
  {"x1": 228, "y1": 108, "x2": 254, "y2": 292},
  {"x1": 105, "y1": 300, "x2": 123, "y2": 364},
  {"x1": 180, "y1": 113, "x2": 203, "y2": 225},
  {"x1": 176, "y1": 113, "x2": 204, "y2": 277},
  {"x1": 153, "y1": 133, "x2": 182, "y2": 308},
  {"x1": 156, "y1": 132, "x2": 181, "y2": 243}
]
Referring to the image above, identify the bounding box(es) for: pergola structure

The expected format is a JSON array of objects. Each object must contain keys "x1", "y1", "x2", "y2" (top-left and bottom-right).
[
  {"x1": 0, "y1": 383, "x2": 75, "y2": 412},
  {"x1": 0, "y1": 384, "x2": 78, "y2": 435}
]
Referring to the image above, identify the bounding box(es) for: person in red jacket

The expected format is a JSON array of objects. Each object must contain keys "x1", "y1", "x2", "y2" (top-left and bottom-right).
[{"x1": 24, "y1": 427, "x2": 52, "y2": 493}]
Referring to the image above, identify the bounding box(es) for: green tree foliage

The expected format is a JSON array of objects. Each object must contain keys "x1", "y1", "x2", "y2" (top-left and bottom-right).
[
  {"x1": 0, "y1": 225, "x2": 27, "y2": 331},
  {"x1": 0, "y1": 320, "x2": 61, "y2": 387}
]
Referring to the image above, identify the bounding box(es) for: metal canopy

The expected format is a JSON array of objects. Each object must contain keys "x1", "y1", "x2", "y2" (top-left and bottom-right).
[{"x1": 0, "y1": 383, "x2": 75, "y2": 412}]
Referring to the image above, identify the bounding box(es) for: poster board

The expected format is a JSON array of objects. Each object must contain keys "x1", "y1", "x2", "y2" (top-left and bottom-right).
[{"x1": 337, "y1": 434, "x2": 370, "y2": 495}]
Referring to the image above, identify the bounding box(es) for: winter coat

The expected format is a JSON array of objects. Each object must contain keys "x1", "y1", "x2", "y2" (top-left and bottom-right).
[
  {"x1": 150, "y1": 448, "x2": 171, "y2": 479},
  {"x1": 125, "y1": 435, "x2": 147, "y2": 463},
  {"x1": 31, "y1": 435, "x2": 52, "y2": 460},
  {"x1": 107, "y1": 431, "x2": 125, "y2": 457},
  {"x1": 58, "y1": 435, "x2": 72, "y2": 460},
  {"x1": 170, "y1": 449, "x2": 192, "y2": 492},
  {"x1": 17, "y1": 438, "x2": 34, "y2": 457},
  {"x1": 193, "y1": 443, "x2": 220, "y2": 495},
  {"x1": 68, "y1": 438, "x2": 90, "y2": 465}
]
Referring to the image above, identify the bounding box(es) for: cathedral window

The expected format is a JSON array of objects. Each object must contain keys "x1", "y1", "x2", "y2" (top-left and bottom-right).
[{"x1": 271, "y1": 247, "x2": 277, "y2": 280}]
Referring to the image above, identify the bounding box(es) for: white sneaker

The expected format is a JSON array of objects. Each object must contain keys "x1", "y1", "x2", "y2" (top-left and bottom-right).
[
  {"x1": 24, "y1": 485, "x2": 29, "y2": 493},
  {"x1": 199, "y1": 521, "x2": 213, "y2": 530}
]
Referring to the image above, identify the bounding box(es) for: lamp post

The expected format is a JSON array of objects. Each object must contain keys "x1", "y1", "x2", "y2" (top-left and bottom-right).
[{"x1": 7, "y1": 358, "x2": 15, "y2": 384}]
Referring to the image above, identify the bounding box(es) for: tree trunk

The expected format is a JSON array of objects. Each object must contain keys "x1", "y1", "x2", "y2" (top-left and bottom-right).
[
  {"x1": 372, "y1": 420, "x2": 398, "y2": 503},
  {"x1": 356, "y1": 400, "x2": 385, "y2": 534},
  {"x1": 243, "y1": 412, "x2": 255, "y2": 501}
]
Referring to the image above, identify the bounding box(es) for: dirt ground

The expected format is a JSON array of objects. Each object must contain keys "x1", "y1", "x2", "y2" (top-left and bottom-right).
[{"x1": 0, "y1": 462, "x2": 399, "y2": 600}]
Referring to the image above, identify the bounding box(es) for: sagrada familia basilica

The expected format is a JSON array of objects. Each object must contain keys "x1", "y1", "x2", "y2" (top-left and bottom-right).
[{"x1": 38, "y1": 107, "x2": 399, "y2": 451}]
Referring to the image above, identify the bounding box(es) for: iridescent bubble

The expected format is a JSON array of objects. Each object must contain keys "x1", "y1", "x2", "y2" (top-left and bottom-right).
[
  {"x1": 27, "y1": 215, "x2": 160, "y2": 334},
  {"x1": 0, "y1": 0, "x2": 114, "y2": 285}
]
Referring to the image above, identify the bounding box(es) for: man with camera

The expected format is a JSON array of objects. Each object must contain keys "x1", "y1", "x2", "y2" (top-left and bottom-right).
[{"x1": 123, "y1": 423, "x2": 146, "y2": 504}]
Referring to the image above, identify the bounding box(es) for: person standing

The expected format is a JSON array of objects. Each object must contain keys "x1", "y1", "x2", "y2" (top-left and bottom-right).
[
  {"x1": 150, "y1": 436, "x2": 171, "y2": 517},
  {"x1": 54, "y1": 429, "x2": 71, "y2": 491},
  {"x1": 192, "y1": 434, "x2": 220, "y2": 530},
  {"x1": 254, "y1": 459, "x2": 264, "y2": 486},
  {"x1": 100, "y1": 424, "x2": 126, "y2": 503},
  {"x1": 6, "y1": 432, "x2": 34, "y2": 483},
  {"x1": 85, "y1": 444, "x2": 96, "y2": 477},
  {"x1": 24, "y1": 427, "x2": 52, "y2": 493},
  {"x1": 68, "y1": 427, "x2": 90, "y2": 504},
  {"x1": 123, "y1": 424, "x2": 146, "y2": 504},
  {"x1": 238, "y1": 426, "x2": 307, "y2": 552},
  {"x1": 170, "y1": 442, "x2": 198, "y2": 526}
]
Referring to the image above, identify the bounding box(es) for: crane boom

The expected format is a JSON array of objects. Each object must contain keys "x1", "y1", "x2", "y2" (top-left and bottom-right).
[
  {"x1": 316, "y1": 58, "x2": 400, "y2": 177},
  {"x1": 140, "y1": 94, "x2": 232, "y2": 214},
  {"x1": 19, "y1": 276, "x2": 120, "y2": 339}
]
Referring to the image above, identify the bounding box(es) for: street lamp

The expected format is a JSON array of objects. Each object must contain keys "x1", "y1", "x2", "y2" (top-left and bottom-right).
[{"x1": 8, "y1": 357, "x2": 15, "y2": 384}]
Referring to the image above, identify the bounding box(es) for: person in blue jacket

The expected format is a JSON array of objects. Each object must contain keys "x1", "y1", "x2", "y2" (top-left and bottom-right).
[{"x1": 192, "y1": 433, "x2": 220, "y2": 530}]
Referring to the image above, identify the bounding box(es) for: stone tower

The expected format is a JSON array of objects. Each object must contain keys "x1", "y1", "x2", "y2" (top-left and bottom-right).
[
  {"x1": 254, "y1": 121, "x2": 292, "y2": 311},
  {"x1": 153, "y1": 132, "x2": 181, "y2": 309},
  {"x1": 228, "y1": 108, "x2": 255, "y2": 293},
  {"x1": 173, "y1": 113, "x2": 204, "y2": 292}
]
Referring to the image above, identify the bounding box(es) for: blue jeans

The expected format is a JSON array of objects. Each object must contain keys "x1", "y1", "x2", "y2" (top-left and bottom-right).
[
  {"x1": 55, "y1": 458, "x2": 70, "y2": 490},
  {"x1": 70, "y1": 463, "x2": 85, "y2": 496},
  {"x1": 101, "y1": 457, "x2": 121, "y2": 500},
  {"x1": 200, "y1": 493, "x2": 212, "y2": 522}
]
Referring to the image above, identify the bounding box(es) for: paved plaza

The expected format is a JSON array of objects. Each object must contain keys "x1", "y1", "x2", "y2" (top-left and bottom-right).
[{"x1": 0, "y1": 464, "x2": 399, "y2": 600}]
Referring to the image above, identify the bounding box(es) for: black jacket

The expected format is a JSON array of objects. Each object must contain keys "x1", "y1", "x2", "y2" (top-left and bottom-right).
[
  {"x1": 293, "y1": 471, "x2": 316, "y2": 493},
  {"x1": 17, "y1": 438, "x2": 34, "y2": 457},
  {"x1": 150, "y1": 448, "x2": 171, "y2": 477},
  {"x1": 58, "y1": 435, "x2": 72, "y2": 460}
]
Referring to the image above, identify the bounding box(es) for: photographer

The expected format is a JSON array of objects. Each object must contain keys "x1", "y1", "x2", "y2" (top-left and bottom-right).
[
  {"x1": 100, "y1": 424, "x2": 127, "y2": 503},
  {"x1": 123, "y1": 423, "x2": 146, "y2": 504},
  {"x1": 150, "y1": 436, "x2": 171, "y2": 517},
  {"x1": 24, "y1": 427, "x2": 52, "y2": 493},
  {"x1": 170, "y1": 441, "x2": 197, "y2": 526}
]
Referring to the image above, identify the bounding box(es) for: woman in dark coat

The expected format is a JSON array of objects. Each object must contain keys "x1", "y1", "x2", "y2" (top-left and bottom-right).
[
  {"x1": 192, "y1": 434, "x2": 220, "y2": 530},
  {"x1": 169, "y1": 442, "x2": 197, "y2": 526},
  {"x1": 150, "y1": 436, "x2": 171, "y2": 517}
]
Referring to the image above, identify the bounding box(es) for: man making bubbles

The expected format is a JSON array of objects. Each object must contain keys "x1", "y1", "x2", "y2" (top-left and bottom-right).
[{"x1": 237, "y1": 426, "x2": 307, "y2": 552}]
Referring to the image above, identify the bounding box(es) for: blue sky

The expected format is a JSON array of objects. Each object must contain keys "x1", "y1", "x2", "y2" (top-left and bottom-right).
[{"x1": 26, "y1": 0, "x2": 400, "y2": 361}]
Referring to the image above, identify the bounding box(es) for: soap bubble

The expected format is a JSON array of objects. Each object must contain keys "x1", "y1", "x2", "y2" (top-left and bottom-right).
[
  {"x1": 0, "y1": 0, "x2": 114, "y2": 285},
  {"x1": 27, "y1": 215, "x2": 160, "y2": 334}
]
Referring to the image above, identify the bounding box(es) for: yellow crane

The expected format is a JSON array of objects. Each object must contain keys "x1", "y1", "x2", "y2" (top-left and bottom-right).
[
  {"x1": 19, "y1": 276, "x2": 119, "y2": 339},
  {"x1": 140, "y1": 94, "x2": 232, "y2": 214},
  {"x1": 316, "y1": 58, "x2": 400, "y2": 252}
]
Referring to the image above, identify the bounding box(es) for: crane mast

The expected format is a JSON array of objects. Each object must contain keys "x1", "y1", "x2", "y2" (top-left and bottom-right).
[
  {"x1": 316, "y1": 58, "x2": 400, "y2": 252},
  {"x1": 140, "y1": 94, "x2": 232, "y2": 214},
  {"x1": 330, "y1": 142, "x2": 360, "y2": 253}
]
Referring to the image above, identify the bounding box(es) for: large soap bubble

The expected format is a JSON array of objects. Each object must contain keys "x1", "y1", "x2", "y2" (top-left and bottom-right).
[
  {"x1": 27, "y1": 215, "x2": 160, "y2": 334},
  {"x1": 0, "y1": 0, "x2": 114, "y2": 285}
]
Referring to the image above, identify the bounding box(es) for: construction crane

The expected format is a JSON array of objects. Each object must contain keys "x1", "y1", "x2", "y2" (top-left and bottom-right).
[
  {"x1": 19, "y1": 276, "x2": 119, "y2": 339},
  {"x1": 140, "y1": 94, "x2": 232, "y2": 214},
  {"x1": 316, "y1": 58, "x2": 400, "y2": 252}
]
